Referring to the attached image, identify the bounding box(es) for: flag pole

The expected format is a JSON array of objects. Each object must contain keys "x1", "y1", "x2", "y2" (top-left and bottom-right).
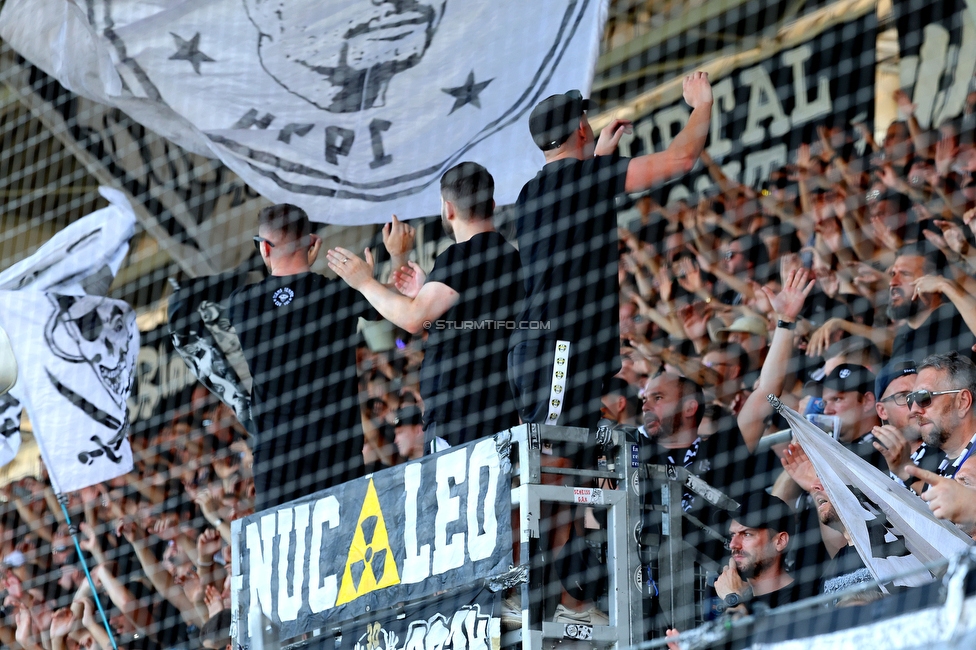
[{"x1": 57, "y1": 494, "x2": 120, "y2": 650}]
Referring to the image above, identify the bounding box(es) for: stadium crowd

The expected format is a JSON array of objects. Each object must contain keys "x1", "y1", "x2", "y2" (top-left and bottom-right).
[{"x1": 3, "y1": 80, "x2": 976, "y2": 650}]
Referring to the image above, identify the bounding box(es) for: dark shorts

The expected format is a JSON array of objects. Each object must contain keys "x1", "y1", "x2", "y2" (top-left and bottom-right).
[{"x1": 507, "y1": 339, "x2": 614, "y2": 430}]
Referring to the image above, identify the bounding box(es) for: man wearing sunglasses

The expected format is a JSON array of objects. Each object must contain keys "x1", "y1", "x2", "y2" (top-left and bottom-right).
[
  {"x1": 906, "y1": 352, "x2": 976, "y2": 481},
  {"x1": 229, "y1": 203, "x2": 412, "y2": 511},
  {"x1": 510, "y1": 73, "x2": 712, "y2": 430},
  {"x1": 872, "y1": 359, "x2": 943, "y2": 490}
]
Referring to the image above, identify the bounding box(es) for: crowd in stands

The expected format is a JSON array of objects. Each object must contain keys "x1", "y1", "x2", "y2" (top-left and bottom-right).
[{"x1": 4, "y1": 86, "x2": 976, "y2": 649}]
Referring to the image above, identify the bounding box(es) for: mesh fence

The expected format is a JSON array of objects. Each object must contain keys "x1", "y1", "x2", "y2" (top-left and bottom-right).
[{"x1": 0, "y1": 0, "x2": 975, "y2": 649}]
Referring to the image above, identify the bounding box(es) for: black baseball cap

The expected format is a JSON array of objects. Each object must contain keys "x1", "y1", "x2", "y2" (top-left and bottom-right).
[
  {"x1": 528, "y1": 90, "x2": 589, "y2": 151},
  {"x1": 394, "y1": 405, "x2": 423, "y2": 427},
  {"x1": 875, "y1": 359, "x2": 917, "y2": 400},
  {"x1": 719, "y1": 489, "x2": 794, "y2": 535},
  {"x1": 804, "y1": 363, "x2": 876, "y2": 397}
]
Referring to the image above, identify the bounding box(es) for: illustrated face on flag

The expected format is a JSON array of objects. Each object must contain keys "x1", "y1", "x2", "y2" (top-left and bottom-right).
[
  {"x1": 0, "y1": 188, "x2": 138, "y2": 491},
  {"x1": 0, "y1": 0, "x2": 607, "y2": 224}
]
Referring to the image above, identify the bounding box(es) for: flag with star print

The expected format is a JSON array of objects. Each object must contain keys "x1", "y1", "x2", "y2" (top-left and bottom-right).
[{"x1": 0, "y1": 0, "x2": 609, "y2": 225}]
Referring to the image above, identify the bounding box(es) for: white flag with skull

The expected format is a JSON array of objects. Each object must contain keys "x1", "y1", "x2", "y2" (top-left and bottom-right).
[
  {"x1": 0, "y1": 188, "x2": 139, "y2": 493},
  {"x1": 0, "y1": 0, "x2": 609, "y2": 225},
  {"x1": 769, "y1": 396, "x2": 973, "y2": 590}
]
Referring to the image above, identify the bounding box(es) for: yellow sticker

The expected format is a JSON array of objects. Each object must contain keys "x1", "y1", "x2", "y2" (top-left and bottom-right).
[{"x1": 336, "y1": 479, "x2": 401, "y2": 605}]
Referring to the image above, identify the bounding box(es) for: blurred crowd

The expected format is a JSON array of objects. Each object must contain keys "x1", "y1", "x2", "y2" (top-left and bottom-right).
[{"x1": 4, "y1": 86, "x2": 976, "y2": 649}]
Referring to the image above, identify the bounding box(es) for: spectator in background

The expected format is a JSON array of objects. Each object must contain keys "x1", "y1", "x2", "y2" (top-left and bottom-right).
[
  {"x1": 808, "y1": 364, "x2": 888, "y2": 471},
  {"x1": 393, "y1": 405, "x2": 426, "y2": 461}
]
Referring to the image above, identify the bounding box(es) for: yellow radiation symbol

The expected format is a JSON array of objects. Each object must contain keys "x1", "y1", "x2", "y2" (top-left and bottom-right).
[
  {"x1": 554, "y1": 385, "x2": 563, "y2": 393},
  {"x1": 556, "y1": 358, "x2": 566, "y2": 366},
  {"x1": 558, "y1": 344, "x2": 568, "y2": 352},
  {"x1": 336, "y1": 479, "x2": 401, "y2": 605},
  {"x1": 551, "y1": 398, "x2": 561, "y2": 407},
  {"x1": 555, "y1": 371, "x2": 565, "y2": 379}
]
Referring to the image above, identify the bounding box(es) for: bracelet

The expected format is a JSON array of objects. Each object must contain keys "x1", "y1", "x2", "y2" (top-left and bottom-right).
[
  {"x1": 197, "y1": 560, "x2": 214, "y2": 568},
  {"x1": 777, "y1": 320, "x2": 795, "y2": 330}
]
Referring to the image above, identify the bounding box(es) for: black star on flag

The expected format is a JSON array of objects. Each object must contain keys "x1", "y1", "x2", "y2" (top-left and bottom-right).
[
  {"x1": 169, "y1": 32, "x2": 215, "y2": 75},
  {"x1": 441, "y1": 71, "x2": 493, "y2": 115}
]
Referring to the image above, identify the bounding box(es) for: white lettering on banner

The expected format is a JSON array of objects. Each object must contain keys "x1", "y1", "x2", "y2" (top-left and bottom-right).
[
  {"x1": 739, "y1": 65, "x2": 791, "y2": 146},
  {"x1": 783, "y1": 44, "x2": 832, "y2": 125},
  {"x1": 402, "y1": 463, "x2": 431, "y2": 584},
  {"x1": 246, "y1": 513, "x2": 277, "y2": 618},
  {"x1": 743, "y1": 145, "x2": 789, "y2": 188},
  {"x1": 434, "y1": 449, "x2": 467, "y2": 575},
  {"x1": 308, "y1": 496, "x2": 340, "y2": 613},
  {"x1": 706, "y1": 77, "x2": 736, "y2": 159},
  {"x1": 634, "y1": 42, "x2": 835, "y2": 168},
  {"x1": 277, "y1": 505, "x2": 309, "y2": 622},
  {"x1": 902, "y1": 18, "x2": 976, "y2": 128},
  {"x1": 243, "y1": 447, "x2": 504, "y2": 621},
  {"x1": 467, "y1": 439, "x2": 500, "y2": 562}
]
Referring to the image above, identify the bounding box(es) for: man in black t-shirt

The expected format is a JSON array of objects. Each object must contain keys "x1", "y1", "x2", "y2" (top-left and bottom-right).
[
  {"x1": 229, "y1": 204, "x2": 376, "y2": 511},
  {"x1": 329, "y1": 162, "x2": 523, "y2": 448},
  {"x1": 887, "y1": 247, "x2": 976, "y2": 362},
  {"x1": 510, "y1": 73, "x2": 713, "y2": 429}
]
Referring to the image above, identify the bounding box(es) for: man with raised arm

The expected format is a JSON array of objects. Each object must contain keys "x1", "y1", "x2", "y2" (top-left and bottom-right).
[
  {"x1": 328, "y1": 162, "x2": 523, "y2": 449},
  {"x1": 509, "y1": 73, "x2": 713, "y2": 429}
]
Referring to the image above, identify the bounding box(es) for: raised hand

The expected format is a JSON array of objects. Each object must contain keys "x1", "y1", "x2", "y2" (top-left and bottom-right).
[
  {"x1": 392, "y1": 261, "x2": 427, "y2": 298},
  {"x1": 382, "y1": 215, "x2": 416, "y2": 258},
  {"x1": 912, "y1": 274, "x2": 949, "y2": 300},
  {"x1": 682, "y1": 71, "x2": 712, "y2": 109},
  {"x1": 150, "y1": 513, "x2": 181, "y2": 541},
  {"x1": 204, "y1": 584, "x2": 226, "y2": 618},
  {"x1": 326, "y1": 247, "x2": 375, "y2": 290},
  {"x1": 933, "y1": 220, "x2": 970, "y2": 256},
  {"x1": 806, "y1": 317, "x2": 847, "y2": 357},
  {"x1": 77, "y1": 522, "x2": 99, "y2": 554},
  {"x1": 594, "y1": 118, "x2": 634, "y2": 156},
  {"x1": 780, "y1": 442, "x2": 817, "y2": 492},
  {"x1": 49, "y1": 607, "x2": 76, "y2": 639},
  {"x1": 762, "y1": 268, "x2": 815, "y2": 322},
  {"x1": 197, "y1": 528, "x2": 223, "y2": 561}
]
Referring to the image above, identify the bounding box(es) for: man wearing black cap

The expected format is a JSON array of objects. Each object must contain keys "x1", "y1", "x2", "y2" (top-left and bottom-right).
[
  {"x1": 713, "y1": 491, "x2": 806, "y2": 614},
  {"x1": 510, "y1": 73, "x2": 712, "y2": 429},
  {"x1": 812, "y1": 363, "x2": 888, "y2": 471},
  {"x1": 872, "y1": 358, "x2": 943, "y2": 488}
]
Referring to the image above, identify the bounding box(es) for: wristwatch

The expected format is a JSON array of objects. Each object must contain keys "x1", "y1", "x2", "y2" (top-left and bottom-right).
[{"x1": 724, "y1": 592, "x2": 744, "y2": 608}]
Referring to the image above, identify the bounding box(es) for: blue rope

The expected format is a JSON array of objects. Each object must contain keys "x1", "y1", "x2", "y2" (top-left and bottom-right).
[{"x1": 57, "y1": 496, "x2": 119, "y2": 650}]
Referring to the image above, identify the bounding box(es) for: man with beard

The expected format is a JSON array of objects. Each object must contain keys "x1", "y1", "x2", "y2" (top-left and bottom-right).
[
  {"x1": 872, "y1": 359, "x2": 944, "y2": 489},
  {"x1": 887, "y1": 246, "x2": 976, "y2": 362},
  {"x1": 329, "y1": 162, "x2": 522, "y2": 448},
  {"x1": 712, "y1": 490, "x2": 806, "y2": 614},
  {"x1": 806, "y1": 245, "x2": 976, "y2": 362},
  {"x1": 639, "y1": 373, "x2": 751, "y2": 510},
  {"x1": 907, "y1": 352, "x2": 976, "y2": 480}
]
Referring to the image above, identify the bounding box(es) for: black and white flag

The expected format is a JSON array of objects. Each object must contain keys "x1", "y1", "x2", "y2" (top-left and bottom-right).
[
  {"x1": 0, "y1": 0, "x2": 609, "y2": 225},
  {"x1": 0, "y1": 188, "x2": 139, "y2": 493},
  {"x1": 771, "y1": 398, "x2": 973, "y2": 590}
]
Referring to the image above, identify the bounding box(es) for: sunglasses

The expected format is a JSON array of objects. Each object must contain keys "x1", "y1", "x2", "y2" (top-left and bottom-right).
[
  {"x1": 906, "y1": 388, "x2": 964, "y2": 409},
  {"x1": 253, "y1": 236, "x2": 275, "y2": 253}
]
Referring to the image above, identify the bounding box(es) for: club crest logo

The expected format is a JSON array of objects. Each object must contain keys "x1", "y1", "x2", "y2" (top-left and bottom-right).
[{"x1": 273, "y1": 287, "x2": 295, "y2": 306}]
